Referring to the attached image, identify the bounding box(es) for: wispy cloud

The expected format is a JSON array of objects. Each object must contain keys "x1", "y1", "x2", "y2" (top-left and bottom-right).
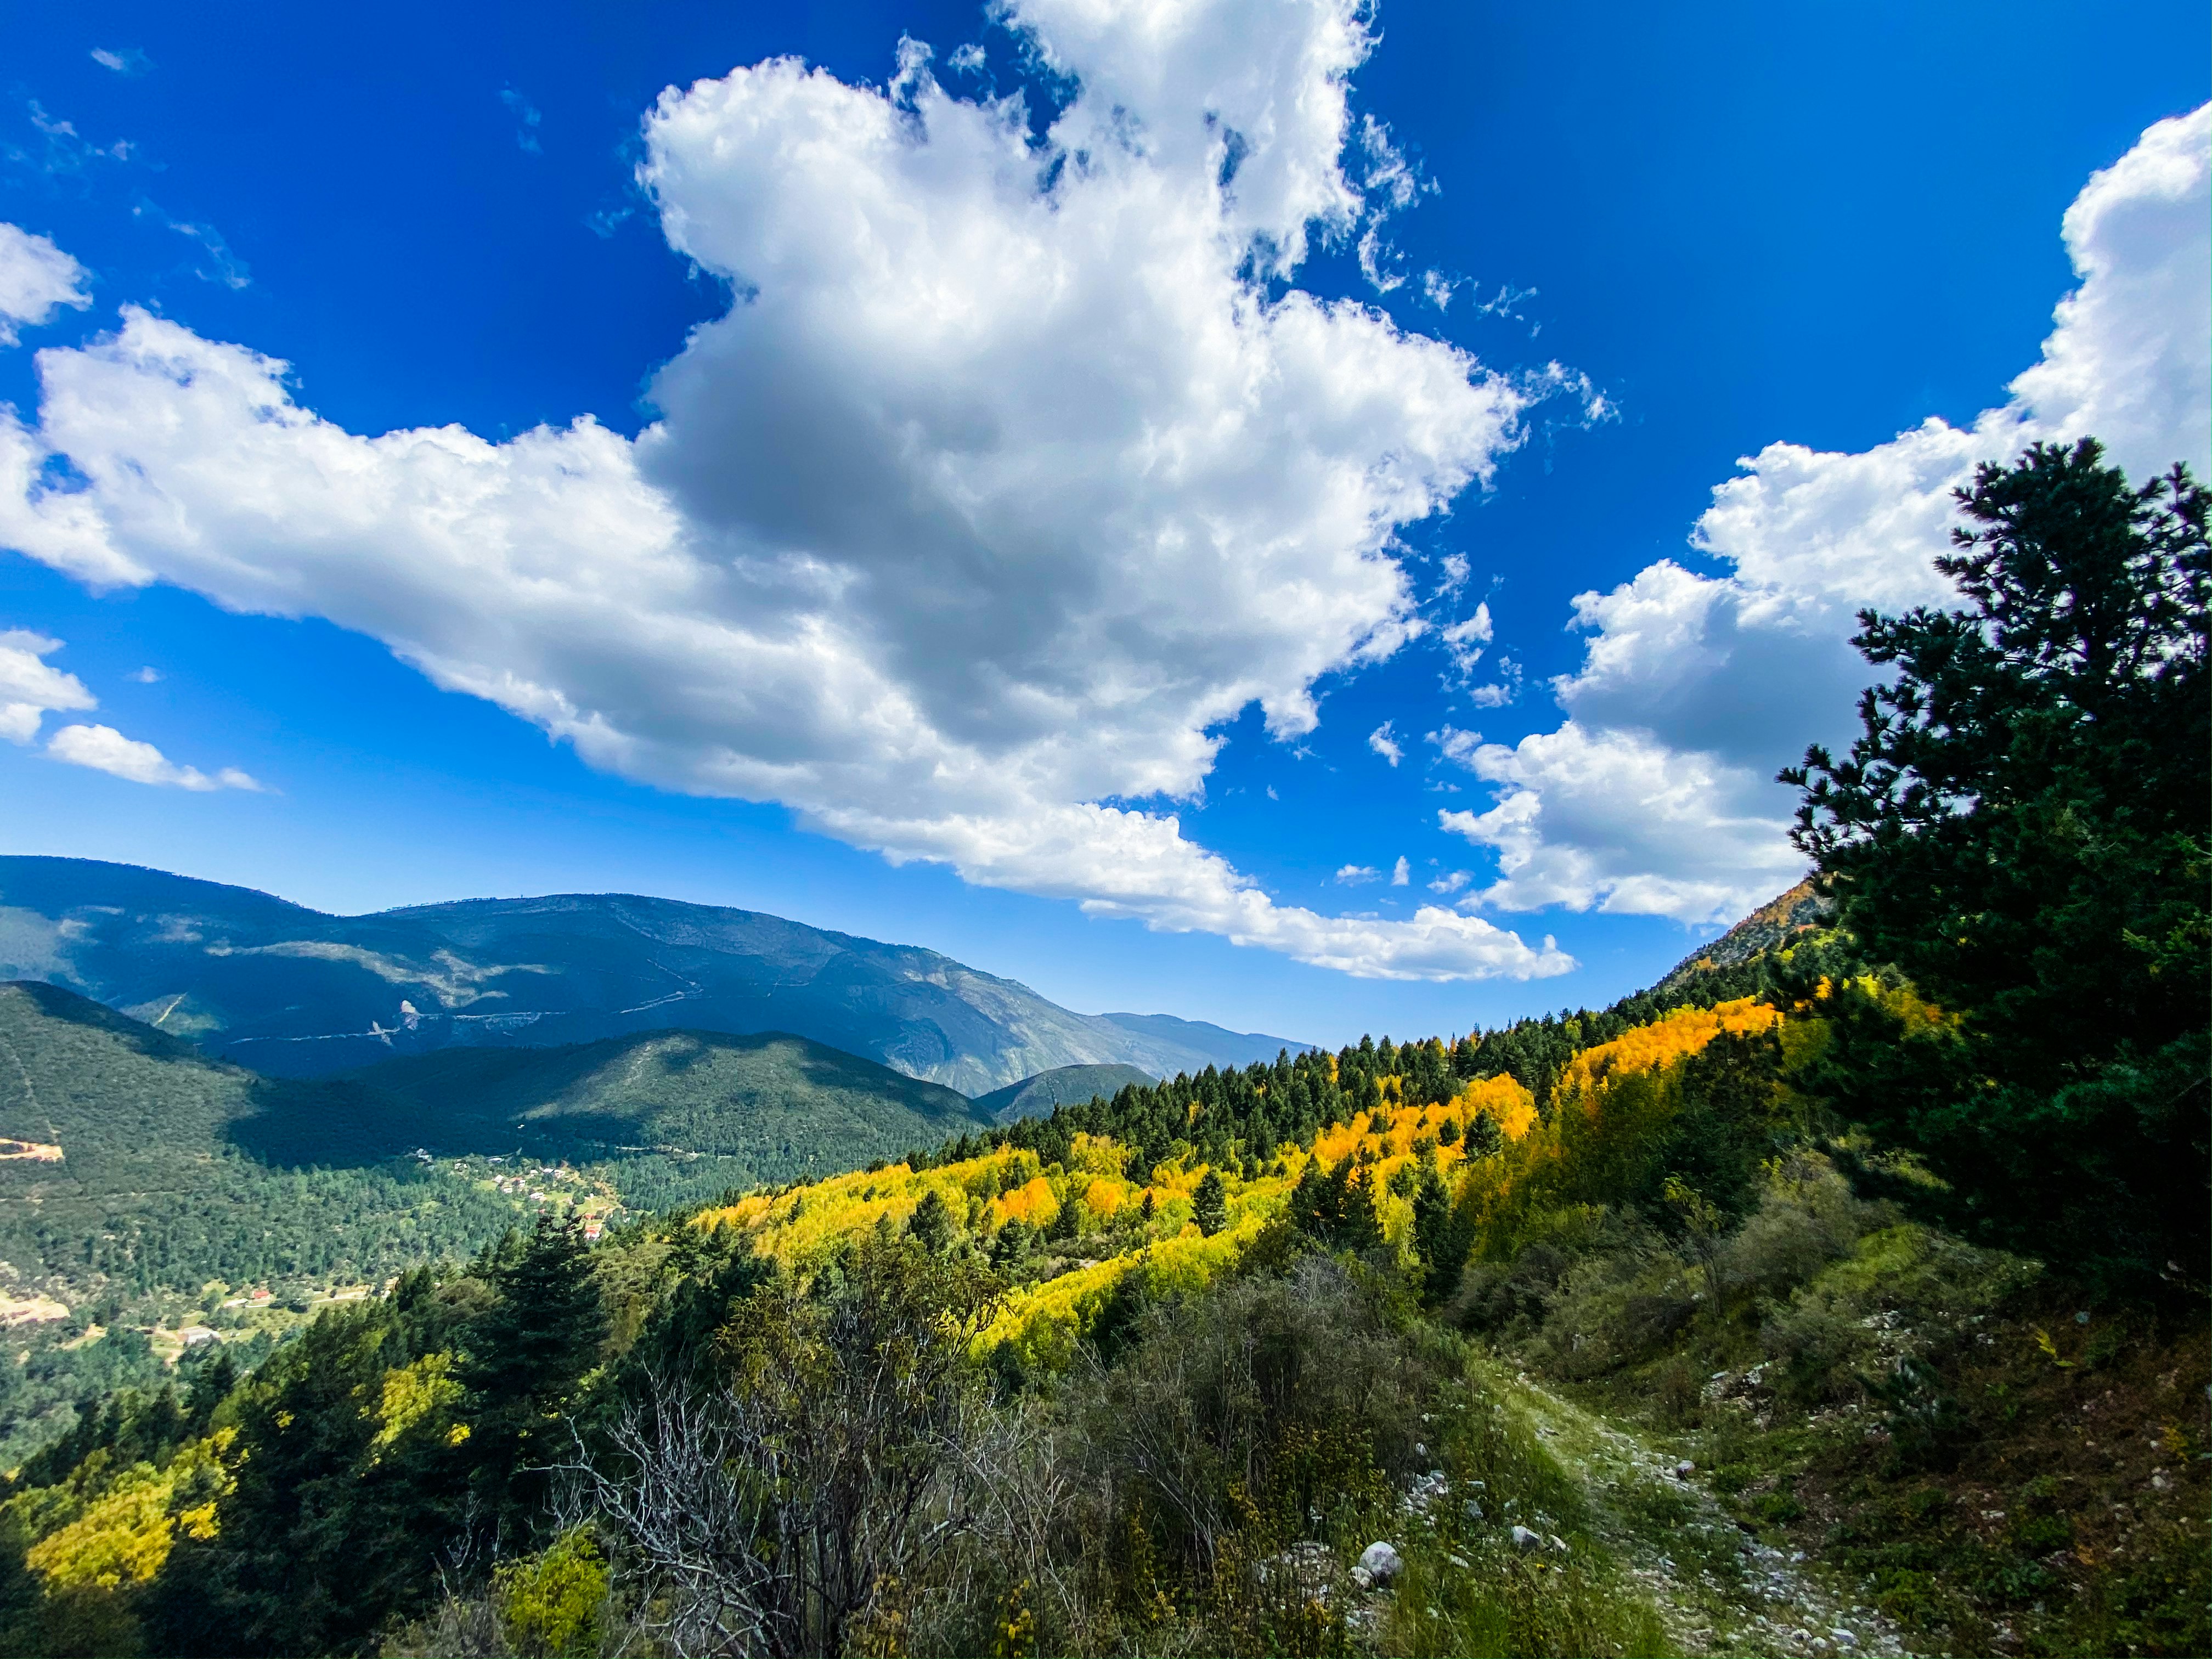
[
  {"x1": 0, "y1": 224, "x2": 92, "y2": 344},
  {"x1": 1367, "y1": 720, "x2": 1402, "y2": 766},
  {"x1": 1427, "y1": 724, "x2": 1483, "y2": 766},
  {"x1": 167, "y1": 218, "x2": 249, "y2": 288},
  {"x1": 500, "y1": 88, "x2": 543, "y2": 154},
  {"x1": 47, "y1": 723, "x2": 261, "y2": 791},
  {"x1": 90, "y1": 47, "x2": 154, "y2": 78},
  {"x1": 1439, "y1": 602, "x2": 1492, "y2": 680},
  {"x1": 8, "y1": 101, "x2": 134, "y2": 179},
  {"x1": 1466, "y1": 657, "x2": 1522, "y2": 708}
]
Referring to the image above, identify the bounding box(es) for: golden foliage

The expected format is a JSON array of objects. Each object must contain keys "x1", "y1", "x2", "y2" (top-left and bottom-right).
[
  {"x1": 21, "y1": 1430, "x2": 234, "y2": 1590},
  {"x1": 370, "y1": 1350, "x2": 465, "y2": 1451},
  {"x1": 1554, "y1": 996, "x2": 1781, "y2": 1107},
  {"x1": 682, "y1": 998, "x2": 1806, "y2": 1373},
  {"x1": 1452, "y1": 1073, "x2": 1538, "y2": 1141},
  {"x1": 493, "y1": 1528, "x2": 608, "y2": 1658}
]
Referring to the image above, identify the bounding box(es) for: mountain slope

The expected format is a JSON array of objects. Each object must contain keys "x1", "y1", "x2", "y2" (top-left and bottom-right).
[
  {"x1": 0, "y1": 857, "x2": 1309, "y2": 1093},
  {"x1": 1654, "y1": 876, "x2": 1831, "y2": 995},
  {"x1": 969, "y1": 1063, "x2": 1159, "y2": 1124},
  {"x1": 343, "y1": 1029, "x2": 996, "y2": 1208},
  {"x1": 0, "y1": 979, "x2": 524, "y2": 1308}
]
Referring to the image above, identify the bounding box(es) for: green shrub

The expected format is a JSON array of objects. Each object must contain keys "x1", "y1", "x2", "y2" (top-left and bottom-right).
[{"x1": 492, "y1": 1530, "x2": 607, "y2": 1658}]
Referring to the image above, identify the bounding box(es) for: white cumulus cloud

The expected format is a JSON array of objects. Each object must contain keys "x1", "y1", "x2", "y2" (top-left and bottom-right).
[
  {"x1": 0, "y1": 0, "x2": 1584, "y2": 983},
  {"x1": 1440, "y1": 723, "x2": 1804, "y2": 920},
  {"x1": 1451, "y1": 103, "x2": 2211, "y2": 925},
  {"x1": 0, "y1": 629, "x2": 95, "y2": 743},
  {"x1": 1367, "y1": 720, "x2": 1402, "y2": 765},
  {"x1": 0, "y1": 224, "x2": 92, "y2": 346},
  {"x1": 47, "y1": 723, "x2": 261, "y2": 791}
]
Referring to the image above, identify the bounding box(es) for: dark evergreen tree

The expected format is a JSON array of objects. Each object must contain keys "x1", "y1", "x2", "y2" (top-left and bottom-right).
[
  {"x1": 1288, "y1": 1155, "x2": 1383, "y2": 1254},
  {"x1": 1784, "y1": 440, "x2": 2208, "y2": 1286},
  {"x1": 1190, "y1": 1169, "x2": 1228, "y2": 1237},
  {"x1": 461, "y1": 1214, "x2": 611, "y2": 1526},
  {"x1": 907, "y1": 1187, "x2": 956, "y2": 1254}
]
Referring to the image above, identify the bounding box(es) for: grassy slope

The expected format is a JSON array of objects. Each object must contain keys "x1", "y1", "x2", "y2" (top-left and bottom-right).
[
  {"x1": 970, "y1": 1063, "x2": 1158, "y2": 1124},
  {"x1": 345, "y1": 1028, "x2": 997, "y2": 1210}
]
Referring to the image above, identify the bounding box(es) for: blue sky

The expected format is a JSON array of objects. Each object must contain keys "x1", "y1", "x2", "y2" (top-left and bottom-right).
[{"x1": 1, "y1": 0, "x2": 2205, "y2": 1048}]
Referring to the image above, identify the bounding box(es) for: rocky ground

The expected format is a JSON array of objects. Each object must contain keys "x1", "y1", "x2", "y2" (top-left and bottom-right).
[{"x1": 1494, "y1": 1368, "x2": 1911, "y2": 1658}]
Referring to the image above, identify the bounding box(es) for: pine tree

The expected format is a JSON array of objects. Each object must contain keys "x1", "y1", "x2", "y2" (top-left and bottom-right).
[
  {"x1": 1191, "y1": 1170, "x2": 1228, "y2": 1237},
  {"x1": 907, "y1": 1187, "x2": 956, "y2": 1254},
  {"x1": 461, "y1": 1215, "x2": 610, "y2": 1525},
  {"x1": 1784, "y1": 440, "x2": 2208, "y2": 1286}
]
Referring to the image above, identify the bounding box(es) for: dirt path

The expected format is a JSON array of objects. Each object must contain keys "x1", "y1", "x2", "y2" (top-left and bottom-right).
[{"x1": 1496, "y1": 1367, "x2": 1912, "y2": 1658}]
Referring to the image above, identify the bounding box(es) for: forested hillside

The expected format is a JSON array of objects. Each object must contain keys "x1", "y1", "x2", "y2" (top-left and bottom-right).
[
  {"x1": 0, "y1": 981, "x2": 531, "y2": 1467},
  {"x1": 0, "y1": 991, "x2": 1009, "y2": 1467},
  {"x1": 968, "y1": 1064, "x2": 1160, "y2": 1124},
  {"x1": 344, "y1": 1029, "x2": 998, "y2": 1211},
  {"x1": 0, "y1": 444, "x2": 2200, "y2": 1658}
]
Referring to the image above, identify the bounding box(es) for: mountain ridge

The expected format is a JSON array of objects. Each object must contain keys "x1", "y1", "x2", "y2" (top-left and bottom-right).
[{"x1": 0, "y1": 857, "x2": 1308, "y2": 1095}]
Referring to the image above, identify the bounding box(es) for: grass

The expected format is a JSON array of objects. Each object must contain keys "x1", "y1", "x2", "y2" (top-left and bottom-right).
[{"x1": 1368, "y1": 1343, "x2": 1674, "y2": 1658}]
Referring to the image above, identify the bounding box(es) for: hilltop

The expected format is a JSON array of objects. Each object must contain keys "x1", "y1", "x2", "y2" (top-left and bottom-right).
[
  {"x1": 0, "y1": 857, "x2": 1307, "y2": 1094},
  {"x1": 1654, "y1": 877, "x2": 1832, "y2": 994}
]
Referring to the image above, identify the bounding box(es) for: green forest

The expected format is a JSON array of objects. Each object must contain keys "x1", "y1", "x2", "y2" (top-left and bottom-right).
[{"x1": 0, "y1": 443, "x2": 2203, "y2": 1658}]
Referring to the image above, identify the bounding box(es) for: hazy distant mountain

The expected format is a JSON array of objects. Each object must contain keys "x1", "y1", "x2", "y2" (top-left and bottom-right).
[
  {"x1": 1094, "y1": 1012, "x2": 1311, "y2": 1071},
  {"x1": 0, "y1": 858, "x2": 1310, "y2": 1094},
  {"x1": 970, "y1": 1063, "x2": 1160, "y2": 1125}
]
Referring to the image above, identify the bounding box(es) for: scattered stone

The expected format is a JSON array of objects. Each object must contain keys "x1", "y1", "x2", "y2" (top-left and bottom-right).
[
  {"x1": 1674, "y1": 1459, "x2": 1696, "y2": 1479},
  {"x1": 1548, "y1": 1533, "x2": 1570, "y2": 1554},
  {"x1": 1510, "y1": 1525, "x2": 1543, "y2": 1552},
  {"x1": 1830, "y1": 1629, "x2": 1857, "y2": 1647},
  {"x1": 1256, "y1": 1541, "x2": 1335, "y2": 1602},
  {"x1": 1446, "y1": 1553, "x2": 1470, "y2": 1571},
  {"x1": 1358, "y1": 1541, "x2": 1403, "y2": 1584},
  {"x1": 1463, "y1": 1499, "x2": 1485, "y2": 1522},
  {"x1": 1350, "y1": 1566, "x2": 1373, "y2": 1591}
]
